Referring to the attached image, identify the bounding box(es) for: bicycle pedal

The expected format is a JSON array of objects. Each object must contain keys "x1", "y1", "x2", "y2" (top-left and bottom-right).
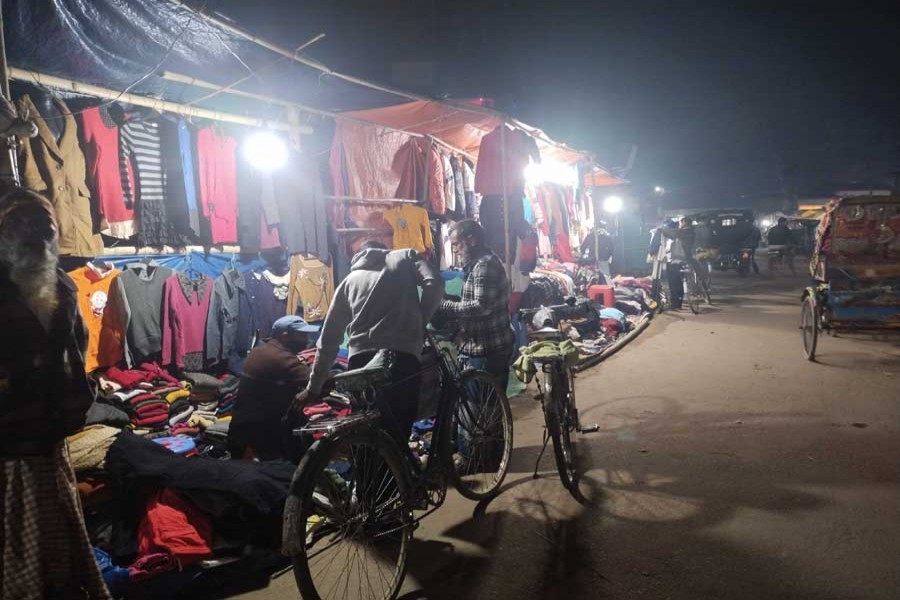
[
  {"x1": 579, "y1": 424, "x2": 600, "y2": 434},
  {"x1": 533, "y1": 393, "x2": 544, "y2": 401}
]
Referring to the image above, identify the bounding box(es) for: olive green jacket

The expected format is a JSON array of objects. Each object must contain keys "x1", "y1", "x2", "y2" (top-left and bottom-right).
[{"x1": 17, "y1": 95, "x2": 103, "y2": 257}]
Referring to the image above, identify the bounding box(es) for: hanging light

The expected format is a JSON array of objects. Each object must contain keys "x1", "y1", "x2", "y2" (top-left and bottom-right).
[
  {"x1": 654, "y1": 186, "x2": 665, "y2": 194},
  {"x1": 603, "y1": 195, "x2": 624, "y2": 213},
  {"x1": 243, "y1": 131, "x2": 288, "y2": 171}
]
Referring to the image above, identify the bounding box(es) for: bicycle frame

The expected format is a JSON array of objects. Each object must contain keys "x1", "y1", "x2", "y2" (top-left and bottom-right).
[{"x1": 295, "y1": 333, "x2": 479, "y2": 504}]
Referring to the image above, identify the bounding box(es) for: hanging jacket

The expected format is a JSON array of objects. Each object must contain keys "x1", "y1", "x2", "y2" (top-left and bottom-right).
[{"x1": 16, "y1": 95, "x2": 103, "y2": 256}]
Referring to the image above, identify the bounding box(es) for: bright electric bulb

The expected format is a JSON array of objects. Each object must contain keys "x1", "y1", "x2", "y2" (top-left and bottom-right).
[
  {"x1": 243, "y1": 131, "x2": 288, "y2": 171},
  {"x1": 603, "y1": 195, "x2": 624, "y2": 213}
]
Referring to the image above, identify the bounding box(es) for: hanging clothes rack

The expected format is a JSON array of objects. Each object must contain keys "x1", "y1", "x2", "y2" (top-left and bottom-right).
[
  {"x1": 8, "y1": 67, "x2": 312, "y2": 134},
  {"x1": 325, "y1": 195, "x2": 419, "y2": 205}
]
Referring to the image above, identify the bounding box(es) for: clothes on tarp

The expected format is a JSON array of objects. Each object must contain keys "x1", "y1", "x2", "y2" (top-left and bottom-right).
[
  {"x1": 85, "y1": 400, "x2": 131, "y2": 428},
  {"x1": 161, "y1": 272, "x2": 213, "y2": 371},
  {"x1": 137, "y1": 488, "x2": 213, "y2": 566},
  {"x1": 176, "y1": 120, "x2": 202, "y2": 237},
  {"x1": 120, "y1": 117, "x2": 177, "y2": 246},
  {"x1": 205, "y1": 267, "x2": 246, "y2": 369},
  {"x1": 94, "y1": 547, "x2": 130, "y2": 597},
  {"x1": 158, "y1": 118, "x2": 197, "y2": 244},
  {"x1": 78, "y1": 105, "x2": 135, "y2": 238},
  {"x1": 237, "y1": 157, "x2": 282, "y2": 251},
  {"x1": 67, "y1": 425, "x2": 120, "y2": 473},
  {"x1": 105, "y1": 431, "x2": 294, "y2": 516},
  {"x1": 16, "y1": 95, "x2": 104, "y2": 257},
  {"x1": 287, "y1": 254, "x2": 334, "y2": 323},
  {"x1": 68, "y1": 262, "x2": 129, "y2": 373},
  {"x1": 475, "y1": 125, "x2": 540, "y2": 197},
  {"x1": 274, "y1": 149, "x2": 329, "y2": 260},
  {"x1": 383, "y1": 205, "x2": 433, "y2": 253},
  {"x1": 197, "y1": 125, "x2": 238, "y2": 244},
  {"x1": 118, "y1": 262, "x2": 174, "y2": 364}
]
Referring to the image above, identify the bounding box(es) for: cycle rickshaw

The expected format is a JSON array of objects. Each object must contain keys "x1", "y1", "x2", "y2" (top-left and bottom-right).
[{"x1": 800, "y1": 195, "x2": 900, "y2": 360}]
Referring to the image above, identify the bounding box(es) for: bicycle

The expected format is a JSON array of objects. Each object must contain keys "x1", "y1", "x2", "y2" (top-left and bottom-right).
[
  {"x1": 768, "y1": 245, "x2": 797, "y2": 276},
  {"x1": 283, "y1": 333, "x2": 513, "y2": 600},
  {"x1": 681, "y1": 262, "x2": 705, "y2": 314},
  {"x1": 520, "y1": 303, "x2": 598, "y2": 497}
]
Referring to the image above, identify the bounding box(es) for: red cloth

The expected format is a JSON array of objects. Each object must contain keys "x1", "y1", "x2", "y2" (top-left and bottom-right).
[
  {"x1": 105, "y1": 367, "x2": 154, "y2": 388},
  {"x1": 138, "y1": 362, "x2": 181, "y2": 386},
  {"x1": 128, "y1": 393, "x2": 160, "y2": 406},
  {"x1": 555, "y1": 231, "x2": 576, "y2": 263},
  {"x1": 79, "y1": 106, "x2": 136, "y2": 238},
  {"x1": 129, "y1": 552, "x2": 178, "y2": 581},
  {"x1": 475, "y1": 126, "x2": 540, "y2": 196},
  {"x1": 196, "y1": 126, "x2": 238, "y2": 244},
  {"x1": 138, "y1": 489, "x2": 213, "y2": 566},
  {"x1": 135, "y1": 404, "x2": 169, "y2": 418},
  {"x1": 600, "y1": 318, "x2": 624, "y2": 337}
]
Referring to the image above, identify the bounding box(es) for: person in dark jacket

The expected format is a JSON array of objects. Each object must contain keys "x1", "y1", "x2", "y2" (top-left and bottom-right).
[
  {"x1": 228, "y1": 315, "x2": 318, "y2": 460},
  {"x1": 0, "y1": 187, "x2": 110, "y2": 599},
  {"x1": 766, "y1": 217, "x2": 792, "y2": 246},
  {"x1": 661, "y1": 218, "x2": 696, "y2": 310}
]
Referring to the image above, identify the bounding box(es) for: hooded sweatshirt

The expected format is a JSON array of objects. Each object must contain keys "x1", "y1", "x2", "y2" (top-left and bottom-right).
[{"x1": 307, "y1": 248, "x2": 442, "y2": 394}]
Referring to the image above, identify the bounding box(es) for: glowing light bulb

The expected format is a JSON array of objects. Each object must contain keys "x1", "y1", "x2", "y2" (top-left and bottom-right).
[{"x1": 243, "y1": 131, "x2": 288, "y2": 171}]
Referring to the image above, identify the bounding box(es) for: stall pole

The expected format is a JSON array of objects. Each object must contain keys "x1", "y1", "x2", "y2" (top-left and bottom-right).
[
  {"x1": 0, "y1": 0, "x2": 20, "y2": 186},
  {"x1": 593, "y1": 191, "x2": 601, "y2": 275},
  {"x1": 500, "y1": 123, "x2": 511, "y2": 277},
  {"x1": 8, "y1": 67, "x2": 312, "y2": 135}
]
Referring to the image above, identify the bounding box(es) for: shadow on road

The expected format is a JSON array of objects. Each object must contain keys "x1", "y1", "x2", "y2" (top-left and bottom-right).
[{"x1": 398, "y1": 399, "x2": 900, "y2": 600}]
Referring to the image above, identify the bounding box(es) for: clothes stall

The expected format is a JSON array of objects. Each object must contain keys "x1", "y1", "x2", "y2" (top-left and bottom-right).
[{"x1": 1, "y1": 1, "x2": 628, "y2": 596}]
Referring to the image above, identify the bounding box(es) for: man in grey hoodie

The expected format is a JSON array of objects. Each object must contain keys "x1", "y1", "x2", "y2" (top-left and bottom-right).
[{"x1": 296, "y1": 241, "x2": 443, "y2": 441}]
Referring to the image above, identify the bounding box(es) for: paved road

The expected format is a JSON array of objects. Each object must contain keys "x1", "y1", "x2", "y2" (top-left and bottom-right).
[{"x1": 239, "y1": 271, "x2": 900, "y2": 600}]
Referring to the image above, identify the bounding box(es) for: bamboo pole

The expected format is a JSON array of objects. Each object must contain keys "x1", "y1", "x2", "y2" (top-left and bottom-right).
[
  {"x1": 9, "y1": 67, "x2": 312, "y2": 134},
  {"x1": 164, "y1": 0, "x2": 593, "y2": 164},
  {"x1": 500, "y1": 123, "x2": 511, "y2": 277}
]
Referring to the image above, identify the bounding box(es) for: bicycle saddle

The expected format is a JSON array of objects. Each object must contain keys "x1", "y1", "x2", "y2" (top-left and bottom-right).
[{"x1": 331, "y1": 349, "x2": 395, "y2": 393}]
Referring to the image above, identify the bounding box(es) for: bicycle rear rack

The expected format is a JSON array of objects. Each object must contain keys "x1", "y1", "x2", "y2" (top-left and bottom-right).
[{"x1": 294, "y1": 409, "x2": 381, "y2": 437}]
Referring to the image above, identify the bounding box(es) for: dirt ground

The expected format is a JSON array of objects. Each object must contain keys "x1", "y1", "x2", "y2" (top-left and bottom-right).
[{"x1": 236, "y1": 270, "x2": 900, "y2": 600}]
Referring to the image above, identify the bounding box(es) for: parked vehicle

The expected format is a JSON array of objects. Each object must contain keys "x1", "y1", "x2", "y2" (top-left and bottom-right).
[{"x1": 800, "y1": 195, "x2": 900, "y2": 360}]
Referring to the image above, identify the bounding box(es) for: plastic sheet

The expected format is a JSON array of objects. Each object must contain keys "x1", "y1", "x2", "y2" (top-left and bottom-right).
[
  {"x1": 5, "y1": 0, "x2": 398, "y2": 114},
  {"x1": 101, "y1": 250, "x2": 271, "y2": 279}
]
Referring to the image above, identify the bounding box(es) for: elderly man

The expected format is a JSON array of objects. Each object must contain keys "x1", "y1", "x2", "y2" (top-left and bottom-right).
[
  {"x1": 435, "y1": 219, "x2": 515, "y2": 388},
  {"x1": 0, "y1": 188, "x2": 110, "y2": 599}
]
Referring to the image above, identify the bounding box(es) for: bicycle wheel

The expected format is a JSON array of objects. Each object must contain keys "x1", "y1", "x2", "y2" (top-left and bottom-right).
[
  {"x1": 288, "y1": 428, "x2": 414, "y2": 600},
  {"x1": 800, "y1": 296, "x2": 818, "y2": 361},
  {"x1": 443, "y1": 369, "x2": 513, "y2": 501},
  {"x1": 543, "y1": 366, "x2": 578, "y2": 492},
  {"x1": 685, "y1": 271, "x2": 702, "y2": 314}
]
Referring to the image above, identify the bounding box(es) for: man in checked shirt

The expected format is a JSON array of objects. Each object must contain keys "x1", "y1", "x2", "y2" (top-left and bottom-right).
[{"x1": 436, "y1": 219, "x2": 515, "y2": 388}]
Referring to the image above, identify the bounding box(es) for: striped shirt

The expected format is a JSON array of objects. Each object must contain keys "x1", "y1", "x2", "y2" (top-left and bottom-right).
[{"x1": 120, "y1": 119, "x2": 172, "y2": 245}]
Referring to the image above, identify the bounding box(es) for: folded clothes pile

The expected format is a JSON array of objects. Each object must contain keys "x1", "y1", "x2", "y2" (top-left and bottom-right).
[{"x1": 130, "y1": 393, "x2": 170, "y2": 430}]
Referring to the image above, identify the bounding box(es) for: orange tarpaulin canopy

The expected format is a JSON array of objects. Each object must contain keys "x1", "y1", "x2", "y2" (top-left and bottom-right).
[{"x1": 342, "y1": 99, "x2": 596, "y2": 165}]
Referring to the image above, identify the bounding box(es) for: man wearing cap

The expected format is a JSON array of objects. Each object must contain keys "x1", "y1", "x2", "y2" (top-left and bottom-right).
[{"x1": 228, "y1": 315, "x2": 318, "y2": 460}]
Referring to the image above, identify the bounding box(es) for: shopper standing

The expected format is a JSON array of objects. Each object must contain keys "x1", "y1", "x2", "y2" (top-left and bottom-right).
[
  {"x1": 0, "y1": 188, "x2": 111, "y2": 599},
  {"x1": 436, "y1": 219, "x2": 515, "y2": 388},
  {"x1": 296, "y1": 242, "x2": 443, "y2": 443}
]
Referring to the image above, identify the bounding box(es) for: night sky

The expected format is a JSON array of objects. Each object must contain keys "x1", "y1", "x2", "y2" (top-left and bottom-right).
[{"x1": 219, "y1": 0, "x2": 900, "y2": 207}]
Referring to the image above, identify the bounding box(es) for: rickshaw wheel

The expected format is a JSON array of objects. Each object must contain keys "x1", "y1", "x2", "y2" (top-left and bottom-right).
[{"x1": 801, "y1": 296, "x2": 818, "y2": 361}]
